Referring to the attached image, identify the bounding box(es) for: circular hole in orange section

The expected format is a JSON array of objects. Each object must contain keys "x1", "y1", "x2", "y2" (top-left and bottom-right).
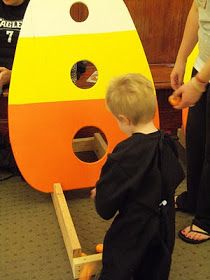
[
  {"x1": 70, "y1": 2, "x2": 89, "y2": 22},
  {"x1": 72, "y1": 126, "x2": 108, "y2": 163},
  {"x1": 70, "y1": 60, "x2": 98, "y2": 89}
]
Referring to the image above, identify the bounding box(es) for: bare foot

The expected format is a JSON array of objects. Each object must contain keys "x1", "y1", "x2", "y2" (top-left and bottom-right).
[{"x1": 181, "y1": 224, "x2": 210, "y2": 242}]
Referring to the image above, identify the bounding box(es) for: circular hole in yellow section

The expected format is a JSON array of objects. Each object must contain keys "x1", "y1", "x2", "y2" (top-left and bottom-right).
[
  {"x1": 70, "y1": 60, "x2": 98, "y2": 89},
  {"x1": 70, "y1": 2, "x2": 89, "y2": 22},
  {"x1": 72, "y1": 126, "x2": 108, "y2": 163}
]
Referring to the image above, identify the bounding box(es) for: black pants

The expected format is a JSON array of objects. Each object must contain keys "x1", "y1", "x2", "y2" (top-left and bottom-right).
[
  {"x1": 98, "y1": 235, "x2": 171, "y2": 280},
  {"x1": 177, "y1": 68, "x2": 210, "y2": 232},
  {"x1": 98, "y1": 209, "x2": 174, "y2": 280},
  {"x1": 0, "y1": 132, "x2": 19, "y2": 174}
]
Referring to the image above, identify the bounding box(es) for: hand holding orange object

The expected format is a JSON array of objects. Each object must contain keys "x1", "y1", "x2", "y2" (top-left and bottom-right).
[
  {"x1": 168, "y1": 95, "x2": 181, "y2": 106},
  {"x1": 96, "y1": 243, "x2": 103, "y2": 253}
]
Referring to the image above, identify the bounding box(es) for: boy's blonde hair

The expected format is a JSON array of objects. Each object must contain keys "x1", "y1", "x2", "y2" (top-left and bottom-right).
[{"x1": 106, "y1": 73, "x2": 156, "y2": 125}]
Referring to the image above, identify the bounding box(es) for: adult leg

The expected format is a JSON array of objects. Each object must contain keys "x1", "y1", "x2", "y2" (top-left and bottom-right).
[
  {"x1": 193, "y1": 84, "x2": 210, "y2": 232},
  {"x1": 176, "y1": 69, "x2": 206, "y2": 213},
  {"x1": 179, "y1": 85, "x2": 210, "y2": 243},
  {"x1": 0, "y1": 132, "x2": 20, "y2": 174}
]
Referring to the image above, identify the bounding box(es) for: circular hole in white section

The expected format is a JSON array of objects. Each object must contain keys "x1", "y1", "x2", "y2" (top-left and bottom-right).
[{"x1": 70, "y1": 2, "x2": 89, "y2": 22}]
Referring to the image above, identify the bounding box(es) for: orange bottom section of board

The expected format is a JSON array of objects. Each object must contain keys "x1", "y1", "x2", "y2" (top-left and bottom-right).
[{"x1": 9, "y1": 99, "x2": 159, "y2": 192}]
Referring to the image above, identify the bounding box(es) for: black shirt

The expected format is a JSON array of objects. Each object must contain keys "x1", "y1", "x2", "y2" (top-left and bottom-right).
[
  {"x1": 0, "y1": 0, "x2": 29, "y2": 69},
  {"x1": 95, "y1": 131, "x2": 184, "y2": 272}
]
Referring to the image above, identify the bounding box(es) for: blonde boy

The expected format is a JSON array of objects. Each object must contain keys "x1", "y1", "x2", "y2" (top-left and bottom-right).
[
  {"x1": 92, "y1": 73, "x2": 184, "y2": 280},
  {"x1": 106, "y1": 73, "x2": 156, "y2": 135}
]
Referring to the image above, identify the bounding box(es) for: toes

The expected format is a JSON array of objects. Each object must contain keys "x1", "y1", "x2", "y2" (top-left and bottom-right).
[
  {"x1": 186, "y1": 232, "x2": 199, "y2": 240},
  {"x1": 181, "y1": 226, "x2": 190, "y2": 234},
  {"x1": 181, "y1": 225, "x2": 210, "y2": 241}
]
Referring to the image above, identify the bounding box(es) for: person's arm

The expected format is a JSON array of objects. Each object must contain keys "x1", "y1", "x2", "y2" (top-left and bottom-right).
[
  {"x1": 170, "y1": 1, "x2": 199, "y2": 90},
  {"x1": 95, "y1": 158, "x2": 129, "y2": 220},
  {"x1": 0, "y1": 67, "x2": 12, "y2": 88},
  {"x1": 172, "y1": 59, "x2": 210, "y2": 109}
]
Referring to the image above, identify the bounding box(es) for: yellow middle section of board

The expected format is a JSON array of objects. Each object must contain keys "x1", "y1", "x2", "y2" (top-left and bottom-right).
[{"x1": 10, "y1": 31, "x2": 153, "y2": 105}]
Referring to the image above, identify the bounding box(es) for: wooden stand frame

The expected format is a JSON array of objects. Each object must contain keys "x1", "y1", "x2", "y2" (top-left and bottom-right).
[
  {"x1": 72, "y1": 132, "x2": 107, "y2": 159},
  {"x1": 51, "y1": 133, "x2": 107, "y2": 279},
  {"x1": 51, "y1": 183, "x2": 102, "y2": 279}
]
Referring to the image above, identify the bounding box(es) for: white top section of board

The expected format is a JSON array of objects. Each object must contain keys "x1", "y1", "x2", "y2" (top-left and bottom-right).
[{"x1": 20, "y1": 0, "x2": 136, "y2": 37}]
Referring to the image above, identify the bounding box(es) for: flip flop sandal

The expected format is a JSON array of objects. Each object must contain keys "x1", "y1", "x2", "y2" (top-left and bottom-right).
[{"x1": 178, "y1": 224, "x2": 210, "y2": 244}]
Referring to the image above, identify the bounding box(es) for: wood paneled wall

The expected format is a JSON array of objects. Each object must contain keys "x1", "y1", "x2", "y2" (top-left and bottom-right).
[
  {"x1": 124, "y1": 0, "x2": 193, "y2": 134},
  {"x1": 124, "y1": 0, "x2": 193, "y2": 64}
]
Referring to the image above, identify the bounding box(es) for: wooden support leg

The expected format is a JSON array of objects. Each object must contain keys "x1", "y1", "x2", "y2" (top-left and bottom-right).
[
  {"x1": 51, "y1": 183, "x2": 82, "y2": 261},
  {"x1": 72, "y1": 132, "x2": 107, "y2": 160},
  {"x1": 51, "y1": 183, "x2": 102, "y2": 279}
]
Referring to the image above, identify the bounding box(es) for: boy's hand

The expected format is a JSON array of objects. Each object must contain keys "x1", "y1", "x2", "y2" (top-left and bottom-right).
[{"x1": 90, "y1": 188, "x2": 96, "y2": 199}]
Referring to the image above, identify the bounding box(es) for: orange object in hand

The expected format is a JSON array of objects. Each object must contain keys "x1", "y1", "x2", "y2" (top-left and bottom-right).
[
  {"x1": 96, "y1": 243, "x2": 103, "y2": 253},
  {"x1": 168, "y1": 95, "x2": 181, "y2": 106}
]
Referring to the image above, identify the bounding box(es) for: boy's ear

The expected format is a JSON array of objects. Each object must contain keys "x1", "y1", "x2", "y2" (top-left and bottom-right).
[{"x1": 117, "y1": 114, "x2": 131, "y2": 125}]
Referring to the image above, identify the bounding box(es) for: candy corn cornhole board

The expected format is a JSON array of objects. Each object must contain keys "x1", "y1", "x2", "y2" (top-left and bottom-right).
[
  {"x1": 9, "y1": 0, "x2": 159, "y2": 193},
  {"x1": 9, "y1": 1, "x2": 159, "y2": 277}
]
